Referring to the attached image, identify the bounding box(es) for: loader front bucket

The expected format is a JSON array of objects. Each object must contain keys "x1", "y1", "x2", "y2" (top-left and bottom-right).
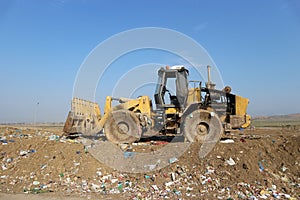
[{"x1": 63, "y1": 98, "x2": 102, "y2": 136}]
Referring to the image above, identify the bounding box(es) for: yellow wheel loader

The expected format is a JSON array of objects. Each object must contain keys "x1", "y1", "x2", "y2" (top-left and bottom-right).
[{"x1": 64, "y1": 65, "x2": 251, "y2": 144}]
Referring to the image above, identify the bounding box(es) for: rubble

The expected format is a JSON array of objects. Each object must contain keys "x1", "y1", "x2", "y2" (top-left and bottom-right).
[
  {"x1": 225, "y1": 157, "x2": 236, "y2": 166},
  {"x1": 220, "y1": 139, "x2": 235, "y2": 144},
  {"x1": 0, "y1": 126, "x2": 299, "y2": 199},
  {"x1": 168, "y1": 157, "x2": 178, "y2": 164}
]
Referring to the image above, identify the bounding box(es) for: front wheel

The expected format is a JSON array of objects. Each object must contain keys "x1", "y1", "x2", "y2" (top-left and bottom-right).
[{"x1": 104, "y1": 110, "x2": 142, "y2": 144}]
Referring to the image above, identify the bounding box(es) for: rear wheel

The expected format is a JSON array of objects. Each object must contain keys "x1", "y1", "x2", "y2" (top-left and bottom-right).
[
  {"x1": 182, "y1": 109, "x2": 222, "y2": 142},
  {"x1": 104, "y1": 110, "x2": 142, "y2": 144}
]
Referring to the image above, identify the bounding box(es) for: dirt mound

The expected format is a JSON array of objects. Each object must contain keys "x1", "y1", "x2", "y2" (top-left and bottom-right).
[{"x1": 0, "y1": 126, "x2": 299, "y2": 199}]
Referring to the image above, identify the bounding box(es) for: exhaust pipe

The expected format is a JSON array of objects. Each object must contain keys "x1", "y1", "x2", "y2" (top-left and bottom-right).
[
  {"x1": 206, "y1": 65, "x2": 215, "y2": 89},
  {"x1": 207, "y1": 65, "x2": 211, "y2": 84}
]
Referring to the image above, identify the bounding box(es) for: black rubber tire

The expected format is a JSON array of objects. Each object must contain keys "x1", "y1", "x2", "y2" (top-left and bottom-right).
[{"x1": 104, "y1": 110, "x2": 142, "y2": 144}]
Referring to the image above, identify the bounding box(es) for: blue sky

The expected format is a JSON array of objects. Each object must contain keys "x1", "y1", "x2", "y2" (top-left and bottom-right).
[{"x1": 0, "y1": 0, "x2": 299, "y2": 123}]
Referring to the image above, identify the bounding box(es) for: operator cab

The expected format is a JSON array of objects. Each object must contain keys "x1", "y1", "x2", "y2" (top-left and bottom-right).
[{"x1": 154, "y1": 66, "x2": 189, "y2": 110}]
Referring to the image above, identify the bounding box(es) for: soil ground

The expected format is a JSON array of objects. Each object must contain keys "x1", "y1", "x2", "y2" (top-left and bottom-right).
[{"x1": 0, "y1": 125, "x2": 299, "y2": 199}]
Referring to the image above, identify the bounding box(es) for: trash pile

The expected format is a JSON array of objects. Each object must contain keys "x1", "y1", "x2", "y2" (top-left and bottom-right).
[{"x1": 0, "y1": 126, "x2": 299, "y2": 199}]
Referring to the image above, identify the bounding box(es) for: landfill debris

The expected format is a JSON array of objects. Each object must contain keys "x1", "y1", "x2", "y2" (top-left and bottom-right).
[
  {"x1": 119, "y1": 143, "x2": 129, "y2": 150},
  {"x1": 91, "y1": 183, "x2": 100, "y2": 191},
  {"x1": 220, "y1": 139, "x2": 235, "y2": 143},
  {"x1": 0, "y1": 126, "x2": 299, "y2": 199},
  {"x1": 225, "y1": 157, "x2": 236, "y2": 166},
  {"x1": 169, "y1": 157, "x2": 178, "y2": 164},
  {"x1": 281, "y1": 165, "x2": 287, "y2": 172},
  {"x1": 40, "y1": 164, "x2": 47, "y2": 170},
  {"x1": 19, "y1": 150, "x2": 28, "y2": 156},
  {"x1": 171, "y1": 172, "x2": 176, "y2": 181},
  {"x1": 205, "y1": 166, "x2": 215, "y2": 175},
  {"x1": 96, "y1": 171, "x2": 102, "y2": 176},
  {"x1": 29, "y1": 149, "x2": 36, "y2": 153},
  {"x1": 6, "y1": 158, "x2": 13, "y2": 163},
  {"x1": 165, "y1": 181, "x2": 174, "y2": 187},
  {"x1": 151, "y1": 185, "x2": 159, "y2": 190},
  {"x1": 117, "y1": 182, "x2": 123, "y2": 191},
  {"x1": 2, "y1": 164, "x2": 7, "y2": 170},
  {"x1": 153, "y1": 141, "x2": 169, "y2": 145},
  {"x1": 1, "y1": 139, "x2": 8, "y2": 145},
  {"x1": 186, "y1": 186, "x2": 193, "y2": 191},
  {"x1": 84, "y1": 146, "x2": 89, "y2": 153},
  {"x1": 144, "y1": 159, "x2": 161, "y2": 170},
  {"x1": 201, "y1": 177, "x2": 212, "y2": 185},
  {"x1": 240, "y1": 138, "x2": 246, "y2": 143},
  {"x1": 258, "y1": 162, "x2": 264, "y2": 172},
  {"x1": 123, "y1": 151, "x2": 136, "y2": 158},
  {"x1": 32, "y1": 181, "x2": 40, "y2": 186},
  {"x1": 48, "y1": 135, "x2": 59, "y2": 141}
]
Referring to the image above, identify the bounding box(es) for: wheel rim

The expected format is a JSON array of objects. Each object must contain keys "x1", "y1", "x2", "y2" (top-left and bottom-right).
[
  {"x1": 197, "y1": 123, "x2": 208, "y2": 136},
  {"x1": 118, "y1": 122, "x2": 130, "y2": 133}
]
